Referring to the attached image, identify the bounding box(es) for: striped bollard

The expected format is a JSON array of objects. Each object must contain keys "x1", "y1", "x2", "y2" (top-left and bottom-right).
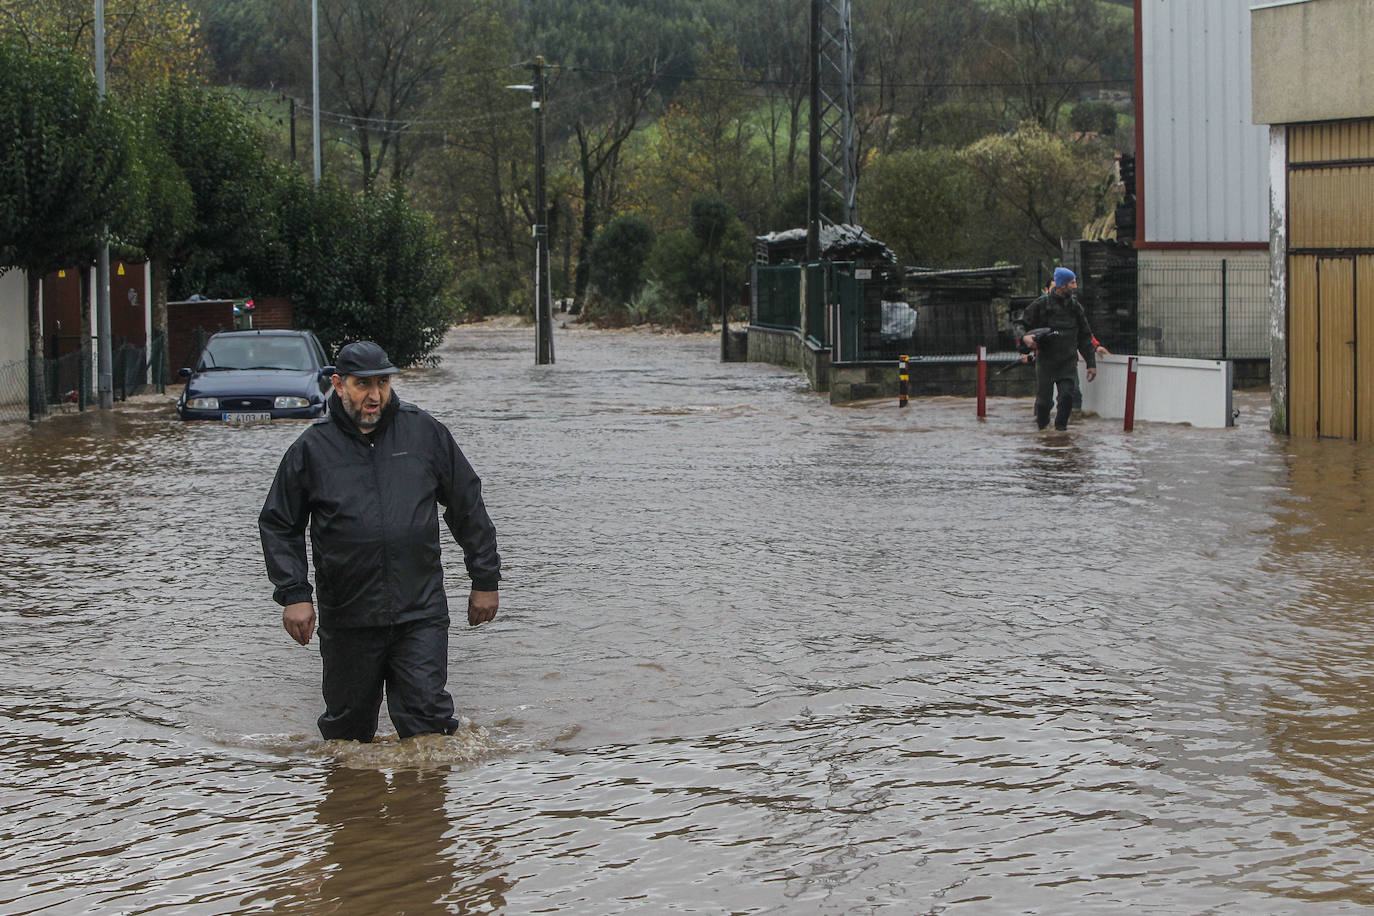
[
  {"x1": 1124, "y1": 356, "x2": 1139, "y2": 432},
  {"x1": 976, "y1": 345, "x2": 987, "y2": 418},
  {"x1": 899, "y1": 355, "x2": 909, "y2": 408}
]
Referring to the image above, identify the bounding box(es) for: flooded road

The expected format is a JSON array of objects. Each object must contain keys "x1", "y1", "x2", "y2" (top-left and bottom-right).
[{"x1": 4, "y1": 324, "x2": 1374, "y2": 913}]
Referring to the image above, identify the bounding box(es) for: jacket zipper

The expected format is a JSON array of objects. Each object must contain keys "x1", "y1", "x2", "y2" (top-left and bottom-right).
[{"x1": 365, "y1": 434, "x2": 396, "y2": 621}]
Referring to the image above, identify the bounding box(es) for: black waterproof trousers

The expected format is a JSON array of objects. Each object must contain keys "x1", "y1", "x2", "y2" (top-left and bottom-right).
[
  {"x1": 317, "y1": 617, "x2": 460, "y2": 742},
  {"x1": 1034, "y1": 367, "x2": 1077, "y2": 430}
]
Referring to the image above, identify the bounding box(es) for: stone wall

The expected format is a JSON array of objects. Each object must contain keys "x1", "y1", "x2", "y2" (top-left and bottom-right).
[{"x1": 747, "y1": 326, "x2": 804, "y2": 370}]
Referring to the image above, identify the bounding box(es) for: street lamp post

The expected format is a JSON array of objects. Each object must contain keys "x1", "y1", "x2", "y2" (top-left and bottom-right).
[
  {"x1": 509, "y1": 56, "x2": 553, "y2": 365},
  {"x1": 95, "y1": 0, "x2": 113, "y2": 409},
  {"x1": 312, "y1": 0, "x2": 321, "y2": 184}
]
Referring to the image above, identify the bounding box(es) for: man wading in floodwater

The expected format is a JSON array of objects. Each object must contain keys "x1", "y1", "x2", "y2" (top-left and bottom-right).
[
  {"x1": 259, "y1": 340, "x2": 501, "y2": 742},
  {"x1": 1017, "y1": 267, "x2": 1098, "y2": 431}
]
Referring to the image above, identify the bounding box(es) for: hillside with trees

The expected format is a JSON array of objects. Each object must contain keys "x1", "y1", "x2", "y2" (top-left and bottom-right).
[{"x1": 2, "y1": 0, "x2": 1134, "y2": 352}]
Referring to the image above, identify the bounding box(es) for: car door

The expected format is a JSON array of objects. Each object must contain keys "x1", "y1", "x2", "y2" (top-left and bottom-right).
[{"x1": 307, "y1": 332, "x2": 332, "y2": 398}]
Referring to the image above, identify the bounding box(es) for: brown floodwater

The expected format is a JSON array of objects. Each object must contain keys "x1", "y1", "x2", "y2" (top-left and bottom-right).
[{"x1": 3, "y1": 324, "x2": 1374, "y2": 913}]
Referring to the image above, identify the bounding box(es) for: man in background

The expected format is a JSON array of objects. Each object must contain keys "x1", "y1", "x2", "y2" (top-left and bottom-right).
[{"x1": 1017, "y1": 268, "x2": 1098, "y2": 430}]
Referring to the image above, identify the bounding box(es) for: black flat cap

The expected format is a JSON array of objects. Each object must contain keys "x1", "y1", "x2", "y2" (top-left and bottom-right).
[{"x1": 334, "y1": 341, "x2": 401, "y2": 377}]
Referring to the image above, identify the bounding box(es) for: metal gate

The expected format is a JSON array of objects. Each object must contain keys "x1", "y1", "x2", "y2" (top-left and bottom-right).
[{"x1": 1287, "y1": 120, "x2": 1374, "y2": 439}]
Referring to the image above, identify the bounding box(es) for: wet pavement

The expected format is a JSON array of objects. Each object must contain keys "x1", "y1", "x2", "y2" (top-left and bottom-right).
[{"x1": 3, "y1": 323, "x2": 1374, "y2": 913}]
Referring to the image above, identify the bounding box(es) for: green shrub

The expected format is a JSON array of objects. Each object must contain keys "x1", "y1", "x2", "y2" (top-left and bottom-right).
[{"x1": 587, "y1": 214, "x2": 656, "y2": 306}]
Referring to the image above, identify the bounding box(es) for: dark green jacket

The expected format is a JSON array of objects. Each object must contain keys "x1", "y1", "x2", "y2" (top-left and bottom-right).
[
  {"x1": 259, "y1": 392, "x2": 501, "y2": 627},
  {"x1": 1019, "y1": 291, "x2": 1096, "y2": 378}
]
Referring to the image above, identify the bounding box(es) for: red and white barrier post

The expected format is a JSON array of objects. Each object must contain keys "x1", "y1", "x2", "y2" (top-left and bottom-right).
[
  {"x1": 1123, "y1": 355, "x2": 1138, "y2": 432},
  {"x1": 976, "y1": 345, "x2": 987, "y2": 418}
]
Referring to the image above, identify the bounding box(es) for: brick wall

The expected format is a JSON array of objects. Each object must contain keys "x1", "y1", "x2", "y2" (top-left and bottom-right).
[
  {"x1": 249, "y1": 296, "x2": 293, "y2": 330},
  {"x1": 167, "y1": 300, "x2": 234, "y2": 371}
]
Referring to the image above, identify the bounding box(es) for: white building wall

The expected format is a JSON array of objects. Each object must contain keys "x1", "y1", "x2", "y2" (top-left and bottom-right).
[
  {"x1": 1141, "y1": 0, "x2": 1269, "y2": 244},
  {"x1": 1, "y1": 270, "x2": 28, "y2": 366},
  {"x1": 0, "y1": 270, "x2": 29, "y2": 412}
]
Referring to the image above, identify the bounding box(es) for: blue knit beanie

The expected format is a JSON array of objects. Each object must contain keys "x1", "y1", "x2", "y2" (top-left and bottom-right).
[{"x1": 1053, "y1": 267, "x2": 1076, "y2": 289}]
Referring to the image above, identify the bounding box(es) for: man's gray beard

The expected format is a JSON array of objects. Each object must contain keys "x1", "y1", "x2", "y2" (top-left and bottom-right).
[{"x1": 341, "y1": 398, "x2": 379, "y2": 430}]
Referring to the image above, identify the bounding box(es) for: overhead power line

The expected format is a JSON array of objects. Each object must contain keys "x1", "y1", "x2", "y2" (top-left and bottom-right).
[
  {"x1": 274, "y1": 59, "x2": 1129, "y2": 135},
  {"x1": 552, "y1": 63, "x2": 1132, "y2": 92}
]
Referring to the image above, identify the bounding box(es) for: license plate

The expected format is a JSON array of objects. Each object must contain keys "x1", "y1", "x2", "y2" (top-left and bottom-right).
[{"x1": 223, "y1": 411, "x2": 272, "y2": 423}]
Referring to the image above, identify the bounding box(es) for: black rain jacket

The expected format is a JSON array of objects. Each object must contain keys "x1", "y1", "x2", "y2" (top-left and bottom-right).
[
  {"x1": 259, "y1": 391, "x2": 501, "y2": 628},
  {"x1": 1017, "y1": 291, "x2": 1097, "y2": 380}
]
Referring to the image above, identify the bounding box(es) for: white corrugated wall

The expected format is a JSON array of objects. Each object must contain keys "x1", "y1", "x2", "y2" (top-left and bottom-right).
[{"x1": 1140, "y1": 0, "x2": 1270, "y2": 244}]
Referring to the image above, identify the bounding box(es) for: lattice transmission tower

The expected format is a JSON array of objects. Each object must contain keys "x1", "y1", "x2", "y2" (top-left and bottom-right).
[
  {"x1": 807, "y1": 0, "x2": 858, "y2": 257},
  {"x1": 807, "y1": 0, "x2": 851, "y2": 227}
]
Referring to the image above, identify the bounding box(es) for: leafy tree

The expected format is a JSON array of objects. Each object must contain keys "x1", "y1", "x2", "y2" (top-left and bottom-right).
[
  {"x1": 527, "y1": 0, "x2": 706, "y2": 300},
  {"x1": 0, "y1": 0, "x2": 202, "y2": 89},
  {"x1": 642, "y1": 194, "x2": 752, "y2": 327},
  {"x1": 0, "y1": 42, "x2": 136, "y2": 411},
  {"x1": 963, "y1": 121, "x2": 1118, "y2": 263},
  {"x1": 1069, "y1": 99, "x2": 1118, "y2": 137},
  {"x1": 859, "y1": 148, "x2": 976, "y2": 267},
  {"x1": 973, "y1": 0, "x2": 1131, "y2": 132},
  {"x1": 718, "y1": 0, "x2": 808, "y2": 218},
  {"x1": 155, "y1": 84, "x2": 274, "y2": 300},
  {"x1": 122, "y1": 93, "x2": 195, "y2": 363},
  {"x1": 338, "y1": 185, "x2": 457, "y2": 365},
  {"x1": 643, "y1": 229, "x2": 702, "y2": 316},
  {"x1": 854, "y1": 0, "x2": 987, "y2": 155},
  {"x1": 315, "y1": 0, "x2": 468, "y2": 189},
  {"x1": 412, "y1": 0, "x2": 529, "y2": 312},
  {"x1": 586, "y1": 213, "x2": 655, "y2": 309},
  {"x1": 188, "y1": 0, "x2": 300, "y2": 88},
  {"x1": 267, "y1": 176, "x2": 457, "y2": 366},
  {"x1": 690, "y1": 194, "x2": 732, "y2": 259},
  {"x1": 909, "y1": 100, "x2": 1005, "y2": 151},
  {"x1": 632, "y1": 40, "x2": 767, "y2": 232}
]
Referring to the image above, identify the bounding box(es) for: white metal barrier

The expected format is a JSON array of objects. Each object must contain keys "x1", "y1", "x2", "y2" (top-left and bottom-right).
[{"x1": 1079, "y1": 355, "x2": 1234, "y2": 428}]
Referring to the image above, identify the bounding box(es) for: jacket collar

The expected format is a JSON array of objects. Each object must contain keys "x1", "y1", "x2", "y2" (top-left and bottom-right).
[{"x1": 328, "y1": 389, "x2": 400, "y2": 440}]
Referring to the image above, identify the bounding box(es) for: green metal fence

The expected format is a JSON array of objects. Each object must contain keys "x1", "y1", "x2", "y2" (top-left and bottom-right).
[
  {"x1": 806, "y1": 263, "x2": 826, "y2": 346},
  {"x1": 753, "y1": 265, "x2": 803, "y2": 331}
]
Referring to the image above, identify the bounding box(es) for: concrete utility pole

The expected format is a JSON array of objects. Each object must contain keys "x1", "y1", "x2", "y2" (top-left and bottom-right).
[
  {"x1": 510, "y1": 58, "x2": 554, "y2": 365},
  {"x1": 533, "y1": 57, "x2": 553, "y2": 365},
  {"x1": 95, "y1": 0, "x2": 113, "y2": 409}
]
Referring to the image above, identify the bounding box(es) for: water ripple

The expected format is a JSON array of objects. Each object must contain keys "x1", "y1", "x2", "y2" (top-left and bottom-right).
[{"x1": 1, "y1": 328, "x2": 1372, "y2": 912}]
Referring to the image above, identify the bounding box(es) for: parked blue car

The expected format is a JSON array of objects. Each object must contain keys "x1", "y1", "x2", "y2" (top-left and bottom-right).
[{"x1": 176, "y1": 329, "x2": 334, "y2": 422}]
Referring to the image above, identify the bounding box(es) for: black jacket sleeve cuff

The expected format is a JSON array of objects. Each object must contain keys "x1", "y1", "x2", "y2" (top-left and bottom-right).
[{"x1": 273, "y1": 585, "x2": 314, "y2": 607}]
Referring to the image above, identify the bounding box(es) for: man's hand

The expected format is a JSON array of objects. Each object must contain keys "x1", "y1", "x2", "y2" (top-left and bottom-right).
[
  {"x1": 1086, "y1": 367, "x2": 1097, "y2": 382},
  {"x1": 283, "y1": 602, "x2": 316, "y2": 646},
  {"x1": 468, "y1": 589, "x2": 499, "y2": 627}
]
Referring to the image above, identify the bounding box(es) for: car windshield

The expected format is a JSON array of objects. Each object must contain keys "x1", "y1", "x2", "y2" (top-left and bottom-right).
[{"x1": 199, "y1": 337, "x2": 314, "y2": 371}]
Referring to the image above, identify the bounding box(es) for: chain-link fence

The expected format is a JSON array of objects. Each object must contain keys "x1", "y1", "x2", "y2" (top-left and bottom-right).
[
  {"x1": 0, "y1": 331, "x2": 170, "y2": 422},
  {"x1": 0, "y1": 357, "x2": 31, "y2": 422}
]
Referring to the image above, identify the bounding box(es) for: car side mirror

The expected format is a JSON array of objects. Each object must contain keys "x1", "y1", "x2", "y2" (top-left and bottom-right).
[
  {"x1": 320, "y1": 365, "x2": 336, "y2": 379},
  {"x1": 179, "y1": 367, "x2": 192, "y2": 379}
]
